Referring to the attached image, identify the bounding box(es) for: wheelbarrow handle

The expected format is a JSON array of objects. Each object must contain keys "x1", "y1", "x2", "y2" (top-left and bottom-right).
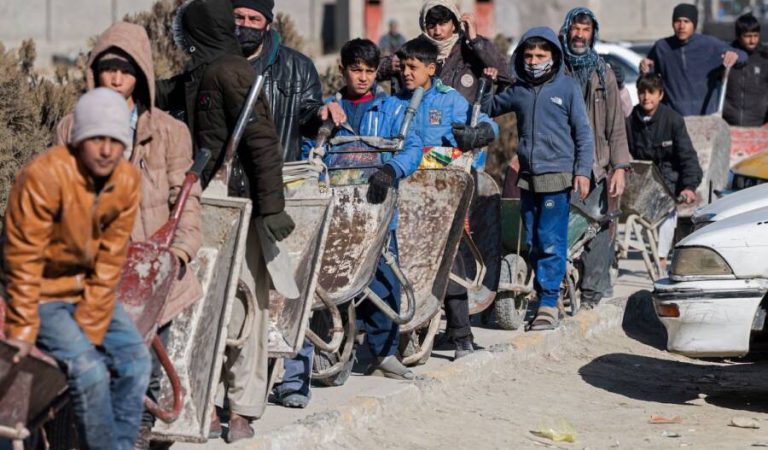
[{"x1": 144, "y1": 335, "x2": 184, "y2": 424}]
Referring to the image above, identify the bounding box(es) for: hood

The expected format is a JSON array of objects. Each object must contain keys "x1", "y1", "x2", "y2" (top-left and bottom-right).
[
  {"x1": 87, "y1": 22, "x2": 155, "y2": 109},
  {"x1": 418, "y1": 0, "x2": 460, "y2": 32},
  {"x1": 693, "y1": 182, "x2": 768, "y2": 225},
  {"x1": 174, "y1": 0, "x2": 242, "y2": 70},
  {"x1": 512, "y1": 27, "x2": 564, "y2": 79}
]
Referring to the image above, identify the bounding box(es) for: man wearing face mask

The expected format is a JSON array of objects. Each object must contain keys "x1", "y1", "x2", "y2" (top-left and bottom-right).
[
  {"x1": 560, "y1": 7, "x2": 631, "y2": 310},
  {"x1": 232, "y1": 0, "x2": 345, "y2": 162}
]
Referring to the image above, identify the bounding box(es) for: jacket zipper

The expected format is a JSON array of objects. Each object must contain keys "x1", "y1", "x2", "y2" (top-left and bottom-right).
[{"x1": 530, "y1": 85, "x2": 540, "y2": 173}]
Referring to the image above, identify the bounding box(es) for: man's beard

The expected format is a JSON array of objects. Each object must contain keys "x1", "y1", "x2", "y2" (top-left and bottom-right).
[{"x1": 569, "y1": 39, "x2": 590, "y2": 55}]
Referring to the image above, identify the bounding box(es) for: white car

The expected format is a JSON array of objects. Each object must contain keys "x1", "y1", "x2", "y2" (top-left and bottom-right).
[
  {"x1": 653, "y1": 206, "x2": 768, "y2": 357},
  {"x1": 506, "y1": 40, "x2": 643, "y2": 105},
  {"x1": 692, "y1": 182, "x2": 768, "y2": 229}
]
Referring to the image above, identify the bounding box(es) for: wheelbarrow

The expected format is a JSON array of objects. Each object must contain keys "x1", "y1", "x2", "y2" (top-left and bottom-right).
[
  {"x1": 617, "y1": 161, "x2": 677, "y2": 282},
  {"x1": 395, "y1": 168, "x2": 475, "y2": 366},
  {"x1": 492, "y1": 159, "x2": 621, "y2": 329}
]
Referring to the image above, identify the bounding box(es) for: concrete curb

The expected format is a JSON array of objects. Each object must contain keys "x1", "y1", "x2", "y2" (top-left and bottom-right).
[{"x1": 234, "y1": 300, "x2": 627, "y2": 450}]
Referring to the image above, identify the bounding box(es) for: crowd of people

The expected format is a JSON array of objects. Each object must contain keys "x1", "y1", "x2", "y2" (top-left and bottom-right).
[{"x1": 1, "y1": 0, "x2": 766, "y2": 449}]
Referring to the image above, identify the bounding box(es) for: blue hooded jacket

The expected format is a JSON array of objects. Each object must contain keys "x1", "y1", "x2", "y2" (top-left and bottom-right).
[
  {"x1": 482, "y1": 27, "x2": 594, "y2": 180},
  {"x1": 648, "y1": 33, "x2": 747, "y2": 116}
]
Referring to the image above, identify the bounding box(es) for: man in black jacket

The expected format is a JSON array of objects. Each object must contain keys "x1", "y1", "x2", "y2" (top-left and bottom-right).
[
  {"x1": 232, "y1": 0, "x2": 345, "y2": 162},
  {"x1": 626, "y1": 74, "x2": 702, "y2": 269},
  {"x1": 723, "y1": 13, "x2": 768, "y2": 127},
  {"x1": 159, "y1": 0, "x2": 295, "y2": 442}
]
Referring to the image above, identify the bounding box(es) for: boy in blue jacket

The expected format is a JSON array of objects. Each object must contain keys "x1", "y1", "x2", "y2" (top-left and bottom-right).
[
  {"x1": 274, "y1": 38, "x2": 421, "y2": 409},
  {"x1": 483, "y1": 27, "x2": 594, "y2": 330}
]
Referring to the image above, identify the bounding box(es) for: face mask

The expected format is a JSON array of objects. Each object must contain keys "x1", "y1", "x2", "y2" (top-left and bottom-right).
[
  {"x1": 525, "y1": 59, "x2": 553, "y2": 79},
  {"x1": 235, "y1": 25, "x2": 267, "y2": 56}
]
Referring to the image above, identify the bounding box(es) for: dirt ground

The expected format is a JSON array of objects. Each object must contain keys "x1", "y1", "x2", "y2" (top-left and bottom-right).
[{"x1": 321, "y1": 294, "x2": 768, "y2": 450}]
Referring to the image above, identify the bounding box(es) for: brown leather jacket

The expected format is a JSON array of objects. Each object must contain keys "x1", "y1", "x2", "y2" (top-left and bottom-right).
[
  {"x1": 54, "y1": 22, "x2": 203, "y2": 324},
  {"x1": 3, "y1": 146, "x2": 140, "y2": 345}
]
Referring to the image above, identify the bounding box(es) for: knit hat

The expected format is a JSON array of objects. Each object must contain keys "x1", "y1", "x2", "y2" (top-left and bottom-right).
[
  {"x1": 70, "y1": 88, "x2": 131, "y2": 149},
  {"x1": 232, "y1": 0, "x2": 274, "y2": 22},
  {"x1": 673, "y1": 3, "x2": 698, "y2": 29}
]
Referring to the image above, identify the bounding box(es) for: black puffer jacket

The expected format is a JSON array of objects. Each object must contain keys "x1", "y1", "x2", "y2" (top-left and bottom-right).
[
  {"x1": 723, "y1": 42, "x2": 768, "y2": 127},
  {"x1": 626, "y1": 103, "x2": 703, "y2": 195},
  {"x1": 248, "y1": 30, "x2": 324, "y2": 162},
  {"x1": 156, "y1": 0, "x2": 284, "y2": 216}
]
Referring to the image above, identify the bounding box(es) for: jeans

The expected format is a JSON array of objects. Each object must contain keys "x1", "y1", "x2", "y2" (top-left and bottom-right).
[
  {"x1": 273, "y1": 338, "x2": 313, "y2": 397},
  {"x1": 521, "y1": 189, "x2": 570, "y2": 309},
  {"x1": 36, "y1": 301, "x2": 151, "y2": 450}
]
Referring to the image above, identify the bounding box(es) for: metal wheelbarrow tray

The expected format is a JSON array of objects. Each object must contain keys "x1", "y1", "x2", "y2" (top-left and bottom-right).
[
  {"x1": 397, "y1": 168, "x2": 475, "y2": 333},
  {"x1": 267, "y1": 179, "x2": 333, "y2": 358},
  {"x1": 621, "y1": 161, "x2": 677, "y2": 227},
  {"x1": 312, "y1": 171, "x2": 397, "y2": 309},
  {"x1": 151, "y1": 194, "x2": 252, "y2": 443},
  {"x1": 680, "y1": 116, "x2": 731, "y2": 217}
]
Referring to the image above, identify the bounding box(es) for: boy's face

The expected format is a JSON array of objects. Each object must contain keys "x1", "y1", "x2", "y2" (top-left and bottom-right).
[
  {"x1": 739, "y1": 31, "x2": 760, "y2": 52},
  {"x1": 340, "y1": 62, "x2": 377, "y2": 97},
  {"x1": 673, "y1": 17, "x2": 695, "y2": 42},
  {"x1": 98, "y1": 66, "x2": 137, "y2": 102},
  {"x1": 638, "y1": 88, "x2": 664, "y2": 115},
  {"x1": 425, "y1": 20, "x2": 455, "y2": 41},
  {"x1": 78, "y1": 136, "x2": 125, "y2": 179},
  {"x1": 523, "y1": 47, "x2": 553, "y2": 66},
  {"x1": 401, "y1": 57, "x2": 436, "y2": 90}
]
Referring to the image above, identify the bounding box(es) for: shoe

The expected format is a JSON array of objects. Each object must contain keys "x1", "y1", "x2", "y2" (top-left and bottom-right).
[
  {"x1": 274, "y1": 390, "x2": 311, "y2": 408},
  {"x1": 225, "y1": 413, "x2": 254, "y2": 443},
  {"x1": 367, "y1": 355, "x2": 415, "y2": 380},
  {"x1": 453, "y1": 336, "x2": 474, "y2": 360},
  {"x1": 208, "y1": 407, "x2": 222, "y2": 439},
  {"x1": 133, "y1": 425, "x2": 151, "y2": 450}
]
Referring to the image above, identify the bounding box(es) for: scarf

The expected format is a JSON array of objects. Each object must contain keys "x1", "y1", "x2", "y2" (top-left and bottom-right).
[
  {"x1": 559, "y1": 7, "x2": 606, "y2": 92},
  {"x1": 423, "y1": 32, "x2": 460, "y2": 62}
]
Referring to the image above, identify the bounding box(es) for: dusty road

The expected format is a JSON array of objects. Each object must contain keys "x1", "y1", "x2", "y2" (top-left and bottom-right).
[{"x1": 320, "y1": 294, "x2": 768, "y2": 450}]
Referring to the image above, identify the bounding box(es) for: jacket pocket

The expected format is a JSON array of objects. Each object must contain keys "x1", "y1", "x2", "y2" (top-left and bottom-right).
[{"x1": 275, "y1": 81, "x2": 302, "y2": 118}]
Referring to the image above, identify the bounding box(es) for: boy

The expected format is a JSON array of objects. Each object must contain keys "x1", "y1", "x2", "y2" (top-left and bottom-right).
[
  {"x1": 53, "y1": 22, "x2": 203, "y2": 448},
  {"x1": 626, "y1": 74, "x2": 702, "y2": 269},
  {"x1": 3, "y1": 88, "x2": 150, "y2": 450},
  {"x1": 390, "y1": 36, "x2": 498, "y2": 359},
  {"x1": 274, "y1": 38, "x2": 395, "y2": 409},
  {"x1": 483, "y1": 27, "x2": 594, "y2": 331}
]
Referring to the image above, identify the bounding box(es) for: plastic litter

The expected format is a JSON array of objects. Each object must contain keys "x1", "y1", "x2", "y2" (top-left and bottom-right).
[
  {"x1": 649, "y1": 415, "x2": 683, "y2": 424},
  {"x1": 531, "y1": 418, "x2": 577, "y2": 443}
]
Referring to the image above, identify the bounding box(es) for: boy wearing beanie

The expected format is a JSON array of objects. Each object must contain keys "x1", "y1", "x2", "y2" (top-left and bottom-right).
[
  {"x1": 2, "y1": 88, "x2": 150, "y2": 450},
  {"x1": 640, "y1": 3, "x2": 747, "y2": 116}
]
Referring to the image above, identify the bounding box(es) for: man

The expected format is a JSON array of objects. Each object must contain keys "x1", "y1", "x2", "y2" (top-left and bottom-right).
[
  {"x1": 161, "y1": 0, "x2": 294, "y2": 442},
  {"x1": 378, "y1": 0, "x2": 510, "y2": 102},
  {"x1": 723, "y1": 13, "x2": 768, "y2": 126},
  {"x1": 232, "y1": 0, "x2": 344, "y2": 162},
  {"x1": 640, "y1": 3, "x2": 747, "y2": 116},
  {"x1": 379, "y1": 19, "x2": 407, "y2": 55},
  {"x1": 3, "y1": 88, "x2": 149, "y2": 450},
  {"x1": 560, "y1": 7, "x2": 631, "y2": 309},
  {"x1": 53, "y1": 22, "x2": 203, "y2": 449}
]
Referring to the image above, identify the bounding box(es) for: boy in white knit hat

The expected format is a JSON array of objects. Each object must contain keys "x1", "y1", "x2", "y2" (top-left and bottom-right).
[{"x1": 2, "y1": 87, "x2": 150, "y2": 450}]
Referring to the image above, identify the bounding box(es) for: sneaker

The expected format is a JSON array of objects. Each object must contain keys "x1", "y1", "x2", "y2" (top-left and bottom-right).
[
  {"x1": 454, "y1": 336, "x2": 474, "y2": 360},
  {"x1": 274, "y1": 390, "x2": 311, "y2": 408}
]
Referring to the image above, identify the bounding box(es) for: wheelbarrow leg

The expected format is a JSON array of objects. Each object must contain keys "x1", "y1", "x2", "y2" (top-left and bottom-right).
[
  {"x1": 399, "y1": 313, "x2": 440, "y2": 367},
  {"x1": 311, "y1": 302, "x2": 357, "y2": 381}
]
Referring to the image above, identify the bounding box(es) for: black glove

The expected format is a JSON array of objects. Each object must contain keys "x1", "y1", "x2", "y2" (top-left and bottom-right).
[
  {"x1": 262, "y1": 211, "x2": 296, "y2": 242},
  {"x1": 452, "y1": 122, "x2": 496, "y2": 151},
  {"x1": 367, "y1": 165, "x2": 396, "y2": 204}
]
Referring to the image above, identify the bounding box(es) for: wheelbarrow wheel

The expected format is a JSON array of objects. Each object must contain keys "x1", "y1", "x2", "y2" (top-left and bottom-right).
[
  {"x1": 559, "y1": 262, "x2": 580, "y2": 316},
  {"x1": 495, "y1": 254, "x2": 529, "y2": 330},
  {"x1": 311, "y1": 303, "x2": 356, "y2": 387}
]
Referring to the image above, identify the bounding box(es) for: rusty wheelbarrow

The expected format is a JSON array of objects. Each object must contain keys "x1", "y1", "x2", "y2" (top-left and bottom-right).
[
  {"x1": 308, "y1": 173, "x2": 416, "y2": 385},
  {"x1": 395, "y1": 168, "x2": 476, "y2": 366}
]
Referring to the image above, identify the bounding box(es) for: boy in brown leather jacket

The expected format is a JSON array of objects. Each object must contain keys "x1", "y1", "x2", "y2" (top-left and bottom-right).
[{"x1": 3, "y1": 88, "x2": 150, "y2": 450}]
